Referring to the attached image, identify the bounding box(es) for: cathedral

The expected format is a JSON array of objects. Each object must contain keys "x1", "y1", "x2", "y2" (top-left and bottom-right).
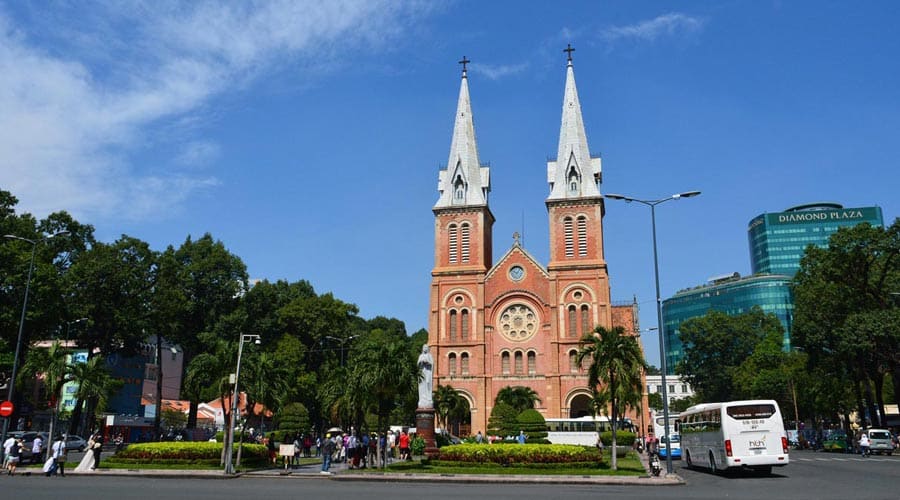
[{"x1": 427, "y1": 51, "x2": 645, "y2": 435}]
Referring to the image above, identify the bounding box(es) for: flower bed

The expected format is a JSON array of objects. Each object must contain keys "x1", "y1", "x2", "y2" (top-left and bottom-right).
[
  {"x1": 437, "y1": 443, "x2": 601, "y2": 465},
  {"x1": 106, "y1": 442, "x2": 268, "y2": 466}
]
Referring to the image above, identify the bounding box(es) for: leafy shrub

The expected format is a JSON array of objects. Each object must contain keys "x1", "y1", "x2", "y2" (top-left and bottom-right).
[
  {"x1": 277, "y1": 403, "x2": 310, "y2": 436},
  {"x1": 516, "y1": 409, "x2": 548, "y2": 442},
  {"x1": 108, "y1": 442, "x2": 268, "y2": 466},
  {"x1": 487, "y1": 402, "x2": 518, "y2": 438},
  {"x1": 598, "y1": 430, "x2": 636, "y2": 447},
  {"x1": 437, "y1": 443, "x2": 600, "y2": 465},
  {"x1": 410, "y1": 435, "x2": 425, "y2": 456}
]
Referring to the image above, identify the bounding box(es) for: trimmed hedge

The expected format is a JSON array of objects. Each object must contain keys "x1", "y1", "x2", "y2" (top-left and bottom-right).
[
  {"x1": 599, "y1": 431, "x2": 636, "y2": 447},
  {"x1": 437, "y1": 443, "x2": 600, "y2": 465},
  {"x1": 107, "y1": 442, "x2": 268, "y2": 466}
]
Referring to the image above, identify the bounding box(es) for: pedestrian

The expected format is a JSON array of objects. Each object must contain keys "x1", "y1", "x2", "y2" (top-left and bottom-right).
[
  {"x1": 7, "y1": 438, "x2": 23, "y2": 475},
  {"x1": 517, "y1": 430, "x2": 526, "y2": 444},
  {"x1": 475, "y1": 430, "x2": 483, "y2": 444},
  {"x1": 320, "y1": 433, "x2": 335, "y2": 474},
  {"x1": 2, "y1": 433, "x2": 15, "y2": 470},
  {"x1": 32, "y1": 433, "x2": 44, "y2": 461},
  {"x1": 266, "y1": 434, "x2": 277, "y2": 465},
  {"x1": 399, "y1": 430, "x2": 410, "y2": 460},
  {"x1": 859, "y1": 432, "x2": 871, "y2": 457},
  {"x1": 292, "y1": 434, "x2": 302, "y2": 467},
  {"x1": 90, "y1": 433, "x2": 103, "y2": 469},
  {"x1": 50, "y1": 434, "x2": 67, "y2": 477}
]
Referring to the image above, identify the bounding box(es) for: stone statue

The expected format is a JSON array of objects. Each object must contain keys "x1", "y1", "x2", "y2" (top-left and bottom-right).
[{"x1": 417, "y1": 344, "x2": 434, "y2": 408}]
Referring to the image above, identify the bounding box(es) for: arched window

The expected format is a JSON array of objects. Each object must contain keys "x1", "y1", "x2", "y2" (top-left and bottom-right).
[
  {"x1": 563, "y1": 217, "x2": 574, "y2": 258},
  {"x1": 449, "y1": 309, "x2": 457, "y2": 341},
  {"x1": 514, "y1": 351, "x2": 524, "y2": 375},
  {"x1": 448, "y1": 224, "x2": 458, "y2": 264},
  {"x1": 569, "y1": 350, "x2": 578, "y2": 373},
  {"x1": 501, "y1": 352, "x2": 510, "y2": 375},
  {"x1": 448, "y1": 353, "x2": 457, "y2": 376},
  {"x1": 460, "y1": 223, "x2": 470, "y2": 263},
  {"x1": 568, "y1": 305, "x2": 577, "y2": 338},
  {"x1": 577, "y1": 216, "x2": 588, "y2": 257},
  {"x1": 567, "y1": 166, "x2": 579, "y2": 194},
  {"x1": 461, "y1": 353, "x2": 469, "y2": 375},
  {"x1": 453, "y1": 174, "x2": 465, "y2": 203},
  {"x1": 580, "y1": 305, "x2": 590, "y2": 336},
  {"x1": 527, "y1": 351, "x2": 536, "y2": 375},
  {"x1": 460, "y1": 309, "x2": 469, "y2": 340}
]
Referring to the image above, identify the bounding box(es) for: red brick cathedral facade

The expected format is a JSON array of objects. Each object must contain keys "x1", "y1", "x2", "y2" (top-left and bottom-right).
[{"x1": 428, "y1": 55, "x2": 644, "y2": 435}]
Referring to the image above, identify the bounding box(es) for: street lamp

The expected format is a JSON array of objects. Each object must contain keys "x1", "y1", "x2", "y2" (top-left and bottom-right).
[
  {"x1": 605, "y1": 191, "x2": 700, "y2": 474},
  {"x1": 224, "y1": 333, "x2": 260, "y2": 474},
  {"x1": 325, "y1": 335, "x2": 358, "y2": 367},
  {"x1": 0, "y1": 230, "x2": 68, "y2": 461}
]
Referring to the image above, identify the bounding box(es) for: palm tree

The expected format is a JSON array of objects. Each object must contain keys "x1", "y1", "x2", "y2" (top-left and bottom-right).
[
  {"x1": 434, "y1": 384, "x2": 464, "y2": 431},
  {"x1": 21, "y1": 340, "x2": 69, "y2": 458},
  {"x1": 69, "y1": 355, "x2": 123, "y2": 435},
  {"x1": 242, "y1": 351, "x2": 290, "y2": 433},
  {"x1": 495, "y1": 386, "x2": 542, "y2": 413},
  {"x1": 353, "y1": 335, "x2": 417, "y2": 433},
  {"x1": 577, "y1": 325, "x2": 646, "y2": 470}
]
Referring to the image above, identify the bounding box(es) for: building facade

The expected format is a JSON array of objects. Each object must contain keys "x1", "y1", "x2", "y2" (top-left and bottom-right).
[
  {"x1": 749, "y1": 203, "x2": 884, "y2": 276},
  {"x1": 427, "y1": 55, "x2": 643, "y2": 434},
  {"x1": 661, "y1": 273, "x2": 793, "y2": 375},
  {"x1": 645, "y1": 374, "x2": 694, "y2": 407}
]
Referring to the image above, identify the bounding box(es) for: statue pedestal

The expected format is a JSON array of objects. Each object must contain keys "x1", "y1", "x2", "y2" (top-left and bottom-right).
[{"x1": 415, "y1": 408, "x2": 439, "y2": 458}]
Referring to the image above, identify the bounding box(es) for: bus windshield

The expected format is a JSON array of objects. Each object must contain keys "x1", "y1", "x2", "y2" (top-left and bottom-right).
[{"x1": 726, "y1": 404, "x2": 776, "y2": 419}]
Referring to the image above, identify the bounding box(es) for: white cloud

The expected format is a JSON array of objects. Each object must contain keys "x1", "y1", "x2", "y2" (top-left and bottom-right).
[
  {"x1": 601, "y1": 13, "x2": 705, "y2": 44},
  {"x1": 470, "y1": 62, "x2": 529, "y2": 81},
  {"x1": 0, "y1": 1, "x2": 431, "y2": 221}
]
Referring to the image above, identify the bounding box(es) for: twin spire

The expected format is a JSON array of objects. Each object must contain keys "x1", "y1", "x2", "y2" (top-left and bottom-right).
[{"x1": 434, "y1": 46, "x2": 601, "y2": 210}]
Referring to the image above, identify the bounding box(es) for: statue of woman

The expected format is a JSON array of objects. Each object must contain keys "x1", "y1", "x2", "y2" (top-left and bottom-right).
[{"x1": 417, "y1": 344, "x2": 434, "y2": 408}]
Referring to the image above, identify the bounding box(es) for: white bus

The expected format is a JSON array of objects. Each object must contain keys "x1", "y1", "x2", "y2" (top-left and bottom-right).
[
  {"x1": 545, "y1": 416, "x2": 635, "y2": 446},
  {"x1": 679, "y1": 400, "x2": 789, "y2": 475},
  {"x1": 651, "y1": 411, "x2": 681, "y2": 459}
]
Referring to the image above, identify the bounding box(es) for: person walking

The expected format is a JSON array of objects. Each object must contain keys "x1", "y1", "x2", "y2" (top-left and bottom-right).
[
  {"x1": 46, "y1": 435, "x2": 67, "y2": 477},
  {"x1": 3, "y1": 434, "x2": 15, "y2": 470},
  {"x1": 6, "y1": 438, "x2": 23, "y2": 475},
  {"x1": 859, "y1": 432, "x2": 871, "y2": 457},
  {"x1": 320, "y1": 433, "x2": 335, "y2": 474},
  {"x1": 32, "y1": 434, "x2": 44, "y2": 461}
]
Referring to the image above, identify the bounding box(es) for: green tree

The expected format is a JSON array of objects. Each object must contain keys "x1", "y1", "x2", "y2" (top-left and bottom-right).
[
  {"x1": 487, "y1": 402, "x2": 519, "y2": 438},
  {"x1": 278, "y1": 402, "x2": 311, "y2": 437},
  {"x1": 516, "y1": 409, "x2": 548, "y2": 442},
  {"x1": 495, "y1": 386, "x2": 541, "y2": 413},
  {"x1": 792, "y1": 220, "x2": 900, "y2": 427},
  {"x1": 434, "y1": 384, "x2": 466, "y2": 431},
  {"x1": 69, "y1": 356, "x2": 123, "y2": 435},
  {"x1": 242, "y1": 350, "x2": 291, "y2": 433},
  {"x1": 675, "y1": 308, "x2": 781, "y2": 402},
  {"x1": 577, "y1": 325, "x2": 646, "y2": 470},
  {"x1": 351, "y1": 329, "x2": 417, "y2": 433}
]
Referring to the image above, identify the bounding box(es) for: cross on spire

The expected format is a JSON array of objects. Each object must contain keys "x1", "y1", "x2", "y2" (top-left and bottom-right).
[
  {"x1": 459, "y1": 56, "x2": 470, "y2": 76},
  {"x1": 564, "y1": 43, "x2": 575, "y2": 62}
]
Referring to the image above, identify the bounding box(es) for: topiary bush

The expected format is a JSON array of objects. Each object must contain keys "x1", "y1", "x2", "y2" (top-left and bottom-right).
[
  {"x1": 487, "y1": 402, "x2": 519, "y2": 438},
  {"x1": 598, "y1": 430, "x2": 636, "y2": 447},
  {"x1": 516, "y1": 409, "x2": 549, "y2": 443}
]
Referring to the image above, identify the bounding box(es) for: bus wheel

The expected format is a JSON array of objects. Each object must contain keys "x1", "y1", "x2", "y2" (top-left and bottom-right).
[
  {"x1": 709, "y1": 452, "x2": 718, "y2": 474},
  {"x1": 684, "y1": 451, "x2": 693, "y2": 469}
]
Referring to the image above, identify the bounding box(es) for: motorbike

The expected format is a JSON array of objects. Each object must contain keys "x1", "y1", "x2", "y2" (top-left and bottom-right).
[{"x1": 649, "y1": 452, "x2": 661, "y2": 477}]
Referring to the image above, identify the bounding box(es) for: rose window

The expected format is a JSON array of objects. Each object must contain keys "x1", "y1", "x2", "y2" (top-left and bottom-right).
[{"x1": 498, "y1": 304, "x2": 537, "y2": 341}]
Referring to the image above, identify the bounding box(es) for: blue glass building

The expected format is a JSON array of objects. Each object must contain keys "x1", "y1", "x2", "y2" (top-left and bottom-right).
[
  {"x1": 749, "y1": 203, "x2": 884, "y2": 276},
  {"x1": 662, "y1": 273, "x2": 793, "y2": 374}
]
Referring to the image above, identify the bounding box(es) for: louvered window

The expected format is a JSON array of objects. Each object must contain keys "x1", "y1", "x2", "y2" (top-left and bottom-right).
[
  {"x1": 564, "y1": 217, "x2": 574, "y2": 257},
  {"x1": 461, "y1": 353, "x2": 469, "y2": 375},
  {"x1": 448, "y1": 353, "x2": 457, "y2": 376},
  {"x1": 448, "y1": 224, "x2": 458, "y2": 264},
  {"x1": 568, "y1": 306, "x2": 577, "y2": 338},
  {"x1": 449, "y1": 310, "x2": 457, "y2": 341},
  {"x1": 581, "y1": 305, "x2": 590, "y2": 337},
  {"x1": 514, "y1": 351, "x2": 524, "y2": 374},
  {"x1": 460, "y1": 310, "x2": 469, "y2": 340},
  {"x1": 501, "y1": 352, "x2": 510, "y2": 375},
  {"x1": 527, "y1": 351, "x2": 536, "y2": 375},
  {"x1": 460, "y1": 223, "x2": 470, "y2": 263},
  {"x1": 577, "y1": 216, "x2": 588, "y2": 257}
]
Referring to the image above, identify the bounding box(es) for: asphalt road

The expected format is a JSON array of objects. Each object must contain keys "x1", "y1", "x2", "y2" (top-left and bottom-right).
[{"x1": 1, "y1": 449, "x2": 896, "y2": 500}]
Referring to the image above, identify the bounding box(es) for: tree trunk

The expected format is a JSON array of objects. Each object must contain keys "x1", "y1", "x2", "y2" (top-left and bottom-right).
[{"x1": 872, "y1": 371, "x2": 886, "y2": 428}]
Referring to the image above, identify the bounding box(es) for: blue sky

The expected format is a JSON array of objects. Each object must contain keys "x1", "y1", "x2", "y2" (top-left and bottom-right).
[{"x1": 2, "y1": 1, "x2": 898, "y2": 366}]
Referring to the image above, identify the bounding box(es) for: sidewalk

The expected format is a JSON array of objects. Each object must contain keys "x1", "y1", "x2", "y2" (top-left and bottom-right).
[{"x1": 64, "y1": 454, "x2": 684, "y2": 485}]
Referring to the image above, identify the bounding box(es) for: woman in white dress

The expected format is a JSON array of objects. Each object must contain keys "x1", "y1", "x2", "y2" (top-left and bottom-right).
[{"x1": 74, "y1": 434, "x2": 97, "y2": 472}]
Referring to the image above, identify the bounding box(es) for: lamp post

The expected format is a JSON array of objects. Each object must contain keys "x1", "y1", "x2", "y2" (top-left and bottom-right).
[
  {"x1": 325, "y1": 335, "x2": 358, "y2": 367},
  {"x1": 224, "y1": 333, "x2": 260, "y2": 475},
  {"x1": 605, "y1": 191, "x2": 700, "y2": 474},
  {"x1": 0, "y1": 230, "x2": 68, "y2": 462}
]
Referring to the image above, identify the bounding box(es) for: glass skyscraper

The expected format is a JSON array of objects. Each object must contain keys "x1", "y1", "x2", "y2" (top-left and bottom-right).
[
  {"x1": 749, "y1": 203, "x2": 884, "y2": 276},
  {"x1": 662, "y1": 273, "x2": 794, "y2": 374}
]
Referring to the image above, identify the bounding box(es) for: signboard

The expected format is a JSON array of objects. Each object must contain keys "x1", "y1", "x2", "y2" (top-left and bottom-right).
[
  {"x1": 279, "y1": 444, "x2": 296, "y2": 457},
  {"x1": 0, "y1": 400, "x2": 13, "y2": 417}
]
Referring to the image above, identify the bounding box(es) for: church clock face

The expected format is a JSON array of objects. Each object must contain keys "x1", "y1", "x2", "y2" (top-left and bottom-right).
[
  {"x1": 498, "y1": 304, "x2": 538, "y2": 341},
  {"x1": 508, "y1": 265, "x2": 525, "y2": 281}
]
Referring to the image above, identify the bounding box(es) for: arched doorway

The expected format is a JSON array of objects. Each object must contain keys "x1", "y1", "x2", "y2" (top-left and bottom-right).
[{"x1": 569, "y1": 393, "x2": 592, "y2": 418}]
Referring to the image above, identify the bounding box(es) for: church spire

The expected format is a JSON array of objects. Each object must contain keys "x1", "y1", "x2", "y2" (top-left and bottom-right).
[
  {"x1": 435, "y1": 57, "x2": 490, "y2": 209},
  {"x1": 547, "y1": 45, "x2": 601, "y2": 201}
]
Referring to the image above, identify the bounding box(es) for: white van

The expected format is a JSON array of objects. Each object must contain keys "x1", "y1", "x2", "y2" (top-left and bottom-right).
[{"x1": 864, "y1": 429, "x2": 893, "y2": 455}]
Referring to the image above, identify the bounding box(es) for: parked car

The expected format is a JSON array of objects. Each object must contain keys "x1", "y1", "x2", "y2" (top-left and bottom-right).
[
  {"x1": 822, "y1": 431, "x2": 848, "y2": 452},
  {"x1": 864, "y1": 429, "x2": 893, "y2": 455},
  {"x1": 19, "y1": 431, "x2": 45, "y2": 463},
  {"x1": 63, "y1": 434, "x2": 87, "y2": 452}
]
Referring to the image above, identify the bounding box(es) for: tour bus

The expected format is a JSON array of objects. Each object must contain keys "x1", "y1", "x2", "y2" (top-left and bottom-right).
[
  {"x1": 679, "y1": 400, "x2": 789, "y2": 474},
  {"x1": 651, "y1": 411, "x2": 681, "y2": 459},
  {"x1": 545, "y1": 415, "x2": 635, "y2": 446}
]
